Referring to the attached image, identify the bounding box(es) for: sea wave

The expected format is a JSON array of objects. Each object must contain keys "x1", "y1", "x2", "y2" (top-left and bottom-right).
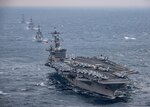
[
  {"x1": 36, "y1": 82, "x2": 47, "y2": 87},
  {"x1": 124, "y1": 36, "x2": 136, "y2": 40},
  {"x1": 0, "y1": 91, "x2": 8, "y2": 95}
]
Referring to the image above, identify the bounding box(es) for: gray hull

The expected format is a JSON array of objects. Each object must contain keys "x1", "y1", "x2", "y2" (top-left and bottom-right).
[{"x1": 65, "y1": 76, "x2": 115, "y2": 99}]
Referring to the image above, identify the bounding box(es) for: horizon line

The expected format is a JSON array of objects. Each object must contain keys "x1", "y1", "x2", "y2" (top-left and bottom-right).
[{"x1": 0, "y1": 5, "x2": 150, "y2": 9}]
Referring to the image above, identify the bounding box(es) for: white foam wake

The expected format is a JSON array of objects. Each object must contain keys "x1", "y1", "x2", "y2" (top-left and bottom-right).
[
  {"x1": 33, "y1": 27, "x2": 38, "y2": 30},
  {"x1": 0, "y1": 91, "x2": 8, "y2": 95},
  {"x1": 36, "y1": 82, "x2": 47, "y2": 87},
  {"x1": 124, "y1": 36, "x2": 136, "y2": 40},
  {"x1": 32, "y1": 37, "x2": 48, "y2": 43}
]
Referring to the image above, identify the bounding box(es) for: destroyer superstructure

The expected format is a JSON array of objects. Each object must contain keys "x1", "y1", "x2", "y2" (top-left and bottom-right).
[{"x1": 45, "y1": 29, "x2": 135, "y2": 99}]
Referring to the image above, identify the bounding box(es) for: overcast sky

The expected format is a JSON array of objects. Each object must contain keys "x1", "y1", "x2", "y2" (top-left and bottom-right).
[{"x1": 0, "y1": 0, "x2": 150, "y2": 8}]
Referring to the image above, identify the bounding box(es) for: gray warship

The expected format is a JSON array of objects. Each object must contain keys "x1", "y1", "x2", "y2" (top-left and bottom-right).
[
  {"x1": 34, "y1": 25, "x2": 43, "y2": 42},
  {"x1": 45, "y1": 29, "x2": 136, "y2": 100},
  {"x1": 27, "y1": 18, "x2": 34, "y2": 30},
  {"x1": 21, "y1": 14, "x2": 25, "y2": 23}
]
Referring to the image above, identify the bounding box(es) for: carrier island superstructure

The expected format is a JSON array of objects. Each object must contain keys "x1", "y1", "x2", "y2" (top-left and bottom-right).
[{"x1": 45, "y1": 29, "x2": 136, "y2": 99}]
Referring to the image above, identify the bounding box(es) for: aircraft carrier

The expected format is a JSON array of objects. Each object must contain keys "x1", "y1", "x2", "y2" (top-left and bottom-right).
[{"x1": 45, "y1": 29, "x2": 136, "y2": 99}]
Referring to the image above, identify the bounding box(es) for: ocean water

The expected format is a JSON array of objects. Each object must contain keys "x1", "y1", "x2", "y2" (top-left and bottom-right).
[{"x1": 0, "y1": 8, "x2": 150, "y2": 107}]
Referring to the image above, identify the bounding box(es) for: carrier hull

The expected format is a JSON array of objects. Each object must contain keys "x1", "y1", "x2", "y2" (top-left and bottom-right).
[{"x1": 46, "y1": 60, "x2": 130, "y2": 99}]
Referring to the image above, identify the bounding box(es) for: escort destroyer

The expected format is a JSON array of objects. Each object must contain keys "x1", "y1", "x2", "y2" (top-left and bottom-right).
[
  {"x1": 27, "y1": 18, "x2": 34, "y2": 30},
  {"x1": 34, "y1": 25, "x2": 43, "y2": 42}
]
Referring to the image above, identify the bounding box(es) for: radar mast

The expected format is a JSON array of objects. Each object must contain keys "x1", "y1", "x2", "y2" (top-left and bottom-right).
[{"x1": 50, "y1": 27, "x2": 61, "y2": 50}]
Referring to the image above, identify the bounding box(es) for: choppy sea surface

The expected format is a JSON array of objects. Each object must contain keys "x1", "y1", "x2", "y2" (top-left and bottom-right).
[{"x1": 0, "y1": 8, "x2": 150, "y2": 107}]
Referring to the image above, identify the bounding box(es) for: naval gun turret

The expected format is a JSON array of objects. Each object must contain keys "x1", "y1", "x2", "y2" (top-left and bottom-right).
[{"x1": 45, "y1": 29, "x2": 136, "y2": 100}]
